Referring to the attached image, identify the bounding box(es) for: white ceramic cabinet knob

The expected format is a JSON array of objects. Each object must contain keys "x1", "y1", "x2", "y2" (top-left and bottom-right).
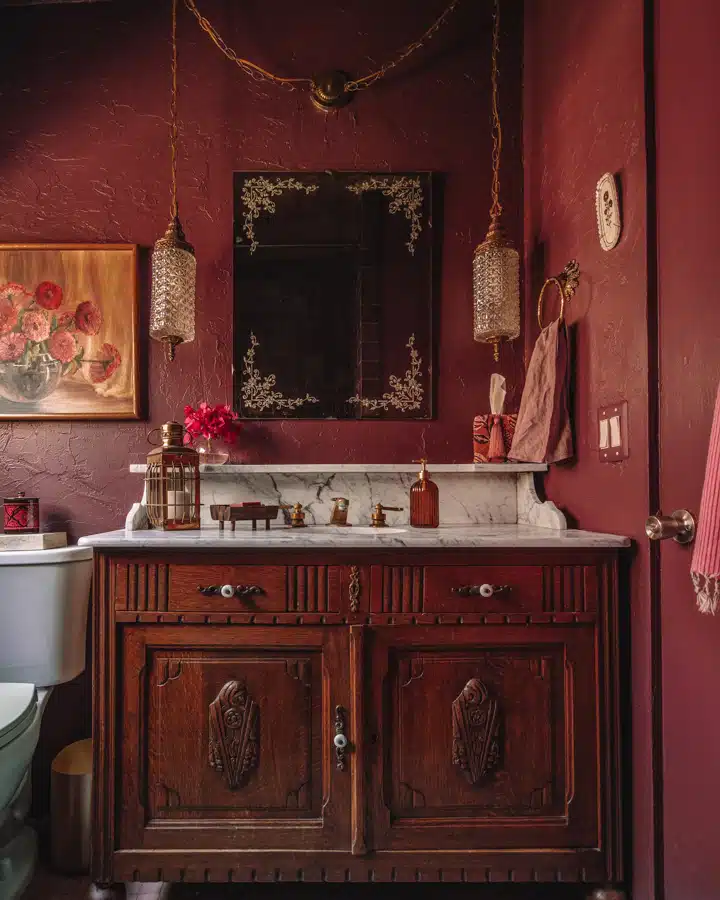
[
  {"x1": 333, "y1": 733, "x2": 348, "y2": 750},
  {"x1": 479, "y1": 584, "x2": 494, "y2": 598},
  {"x1": 220, "y1": 584, "x2": 235, "y2": 599}
]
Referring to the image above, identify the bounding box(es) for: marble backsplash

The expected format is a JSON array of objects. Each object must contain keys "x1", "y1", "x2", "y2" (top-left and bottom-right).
[{"x1": 197, "y1": 471, "x2": 518, "y2": 528}]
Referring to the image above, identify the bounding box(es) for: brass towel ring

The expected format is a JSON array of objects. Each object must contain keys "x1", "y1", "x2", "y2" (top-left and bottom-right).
[
  {"x1": 537, "y1": 277, "x2": 567, "y2": 329},
  {"x1": 537, "y1": 259, "x2": 581, "y2": 329}
]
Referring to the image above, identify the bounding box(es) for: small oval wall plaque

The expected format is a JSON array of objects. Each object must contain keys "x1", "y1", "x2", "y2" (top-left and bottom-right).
[{"x1": 596, "y1": 172, "x2": 621, "y2": 251}]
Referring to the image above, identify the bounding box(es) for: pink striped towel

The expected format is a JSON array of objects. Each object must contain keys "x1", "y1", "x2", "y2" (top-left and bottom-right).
[{"x1": 692, "y1": 382, "x2": 720, "y2": 614}]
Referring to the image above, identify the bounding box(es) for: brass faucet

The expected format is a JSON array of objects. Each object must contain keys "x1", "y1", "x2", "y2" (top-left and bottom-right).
[
  {"x1": 281, "y1": 502, "x2": 307, "y2": 528},
  {"x1": 328, "y1": 497, "x2": 351, "y2": 526},
  {"x1": 371, "y1": 503, "x2": 403, "y2": 528}
]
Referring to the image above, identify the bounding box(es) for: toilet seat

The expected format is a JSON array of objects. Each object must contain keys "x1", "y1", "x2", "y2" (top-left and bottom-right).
[{"x1": 0, "y1": 685, "x2": 37, "y2": 751}]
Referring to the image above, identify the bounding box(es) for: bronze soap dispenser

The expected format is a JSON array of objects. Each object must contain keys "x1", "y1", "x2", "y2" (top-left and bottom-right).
[{"x1": 409, "y1": 459, "x2": 439, "y2": 528}]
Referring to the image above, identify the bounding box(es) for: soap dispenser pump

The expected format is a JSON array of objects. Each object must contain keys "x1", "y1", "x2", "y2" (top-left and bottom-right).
[{"x1": 410, "y1": 459, "x2": 439, "y2": 528}]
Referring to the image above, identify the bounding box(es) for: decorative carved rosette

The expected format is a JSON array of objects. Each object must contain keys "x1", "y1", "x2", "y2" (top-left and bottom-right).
[
  {"x1": 451, "y1": 678, "x2": 500, "y2": 784},
  {"x1": 208, "y1": 680, "x2": 259, "y2": 789}
]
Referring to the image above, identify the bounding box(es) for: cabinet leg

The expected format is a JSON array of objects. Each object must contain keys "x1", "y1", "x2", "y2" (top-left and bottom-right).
[
  {"x1": 588, "y1": 890, "x2": 627, "y2": 900},
  {"x1": 88, "y1": 883, "x2": 126, "y2": 900}
]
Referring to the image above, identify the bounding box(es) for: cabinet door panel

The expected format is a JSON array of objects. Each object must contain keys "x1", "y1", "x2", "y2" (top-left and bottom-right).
[
  {"x1": 119, "y1": 625, "x2": 350, "y2": 851},
  {"x1": 368, "y1": 625, "x2": 598, "y2": 852}
]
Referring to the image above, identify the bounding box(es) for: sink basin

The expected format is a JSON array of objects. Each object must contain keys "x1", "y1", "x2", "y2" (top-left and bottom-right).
[{"x1": 302, "y1": 526, "x2": 407, "y2": 535}]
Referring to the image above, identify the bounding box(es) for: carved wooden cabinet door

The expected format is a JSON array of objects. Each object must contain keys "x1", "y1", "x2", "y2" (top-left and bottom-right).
[
  {"x1": 118, "y1": 625, "x2": 351, "y2": 852},
  {"x1": 366, "y1": 625, "x2": 600, "y2": 854}
]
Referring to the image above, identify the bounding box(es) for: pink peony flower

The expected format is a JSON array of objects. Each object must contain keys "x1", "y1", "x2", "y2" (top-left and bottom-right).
[
  {"x1": 75, "y1": 301, "x2": 102, "y2": 335},
  {"x1": 35, "y1": 281, "x2": 63, "y2": 310},
  {"x1": 89, "y1": 343, "x2": 121, "y2": 383},
  {"x1": 56, "y1": 311, "x2": 76, "y2": 330},
  {"x1": 0, "y1": 283, "x2": 32, "y2": 305},
  {"x1": 0, "y1": 333, "x2": 27, "y2": 362},
  {"x1": 21, "y1": 309, "x2": 50, "y2": 343},
  {"x1": 48, "y1": 329, "x2": 78, "y2": 364},
  {"x1": 0, "y1": 298, "x2": 18, "y2": 335}
]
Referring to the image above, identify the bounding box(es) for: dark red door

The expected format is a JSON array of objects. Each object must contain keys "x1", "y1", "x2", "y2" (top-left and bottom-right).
[{"x1": 655, "y1": 2, "x2": 720, "y2": 897}]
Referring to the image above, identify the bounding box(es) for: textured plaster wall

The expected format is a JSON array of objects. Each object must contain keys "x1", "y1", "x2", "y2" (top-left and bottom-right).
[
  {"x1": 523, "y1": 1, "x2": 651, "y2": 896},
  {"x1": 0, "y1": 0, "x2": 524, "y2": 813},
  {"x1": 0, "y1": 0, "x2": 524, "y2": 541}
]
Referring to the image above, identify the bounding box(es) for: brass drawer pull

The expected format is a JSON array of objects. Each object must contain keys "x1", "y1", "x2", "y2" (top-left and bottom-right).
[
  {"x1": 452, "y1": 584, "x2": 509, "y2": 598},
  {"x1": 197, "y1": 584, "x2": 265, "y2": 599}
]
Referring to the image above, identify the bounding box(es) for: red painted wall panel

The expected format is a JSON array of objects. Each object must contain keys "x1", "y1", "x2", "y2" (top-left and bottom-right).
[
  {"x1": 523, "y1": 1, "x2": 651, "y2": 896},
  {"x1": 0, "y1": 0, "x2": 524, "y2": 540},
  {"x1": 655, "y1": 2, "x2": 720, "y2": 898}
]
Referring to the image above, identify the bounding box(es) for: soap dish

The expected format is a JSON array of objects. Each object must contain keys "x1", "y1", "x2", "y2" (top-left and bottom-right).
[{"x1": 210, "y1": 504, "x2": 281, "y2": 532}]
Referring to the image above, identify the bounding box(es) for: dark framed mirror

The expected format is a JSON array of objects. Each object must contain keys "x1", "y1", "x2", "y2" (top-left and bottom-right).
[{"x1": 233, "y1": 171, "x2": 440, "y2": 419}]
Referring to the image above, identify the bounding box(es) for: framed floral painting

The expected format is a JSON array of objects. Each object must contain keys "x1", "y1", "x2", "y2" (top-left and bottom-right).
[{"x1": 0, "y1": 244, "x2": 140, "y2": 419}]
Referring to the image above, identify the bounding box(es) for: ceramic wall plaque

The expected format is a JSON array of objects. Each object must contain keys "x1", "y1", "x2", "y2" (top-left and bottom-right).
[{"x1": 595, "y1": 172, "x2": 622, "y2": 251}]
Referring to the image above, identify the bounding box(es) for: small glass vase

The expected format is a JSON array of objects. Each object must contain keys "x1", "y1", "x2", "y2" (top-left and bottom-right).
[
  {"x1": 194, "y1": 436, "x2": 230, "y2": 466},
  {"x1": 0, "y1": 352, "x2": 62, "y2": 403}
]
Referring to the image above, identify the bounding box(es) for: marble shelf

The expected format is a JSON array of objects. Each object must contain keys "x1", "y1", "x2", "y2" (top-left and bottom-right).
[{"x1": 129, "y1": 463, "x2": 549, "y2": 475}]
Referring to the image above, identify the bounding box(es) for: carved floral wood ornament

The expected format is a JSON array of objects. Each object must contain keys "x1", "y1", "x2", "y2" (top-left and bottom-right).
[
  {"x1": 451, "y1": 678, "x2": 500, "y2": 784},
  {"x1": 208, "y1": 680, "x2": 259, "y2": 789},
  {"x1": 234, "y1": 171, "x2": 437, "y2": 420}
]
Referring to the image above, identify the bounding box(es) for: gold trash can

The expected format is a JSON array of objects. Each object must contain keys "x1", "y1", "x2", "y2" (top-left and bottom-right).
[{"x1": 50, "y1": 738, "x2": 92, "y2": 874}]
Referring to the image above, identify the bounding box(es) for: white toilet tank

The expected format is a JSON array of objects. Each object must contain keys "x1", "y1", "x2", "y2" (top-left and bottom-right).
[{"x1": 0, "y1": 546, "x2": 93, "y2": 686}]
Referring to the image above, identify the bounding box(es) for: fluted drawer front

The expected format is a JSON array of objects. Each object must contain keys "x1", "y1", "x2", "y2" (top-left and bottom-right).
[{"x1": 423, "y1": 566, "x2": 544, "y2": 614}]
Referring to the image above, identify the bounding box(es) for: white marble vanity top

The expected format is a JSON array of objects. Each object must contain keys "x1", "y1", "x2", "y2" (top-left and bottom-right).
[
  {"x1": 128, "y1": 463, "x2": 549, "y2": 474},
  {"x1": 79, "y1": 524, "x2": 630, "y2": 550}
]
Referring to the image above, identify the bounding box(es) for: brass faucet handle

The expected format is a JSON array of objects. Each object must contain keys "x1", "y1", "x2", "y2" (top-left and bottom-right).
[
  {"x1": 287, "y1": 501, "x2": 306, "y2": 528},
  {"x1": 371, "y1": 503, "x2": 403, "y2": 527}
]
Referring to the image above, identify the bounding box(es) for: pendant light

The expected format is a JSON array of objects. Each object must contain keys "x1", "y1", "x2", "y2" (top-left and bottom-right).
[
  {"x1": 150, "y1": 0, "x2": 196, "y2": 362},
  {"x1": 473, "y1": 0, "x2": 519, "y2": 362}
]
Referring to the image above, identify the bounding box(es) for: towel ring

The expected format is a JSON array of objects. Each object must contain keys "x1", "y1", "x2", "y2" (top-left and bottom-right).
[
  {"x1": 537, "y1": 277, "x2": 567, "y2": 329},
  {"x1": 537, "y1": 259, "x2": 581, "y2": 329}
]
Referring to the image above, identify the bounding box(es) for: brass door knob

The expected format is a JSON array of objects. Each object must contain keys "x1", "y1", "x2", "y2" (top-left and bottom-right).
[{"x1": 645, "y1": 509, "x2": 696, "y2": 544}]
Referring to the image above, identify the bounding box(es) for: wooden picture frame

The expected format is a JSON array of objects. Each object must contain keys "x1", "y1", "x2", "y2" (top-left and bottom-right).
[{"x1": 0, "y1": 243, "x2": 140, "y2": 420}]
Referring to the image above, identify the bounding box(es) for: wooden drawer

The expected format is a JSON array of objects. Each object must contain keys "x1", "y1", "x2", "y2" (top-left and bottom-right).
[
  {"x1": 423, "y1": 565, "x2": 544, "y2": 613},
  {"x1": 166, "y1": 564, "x2": 341, "y2": 613},
  {"x1": 168, "y1": 564, "x2": 288, "y2": 612}
]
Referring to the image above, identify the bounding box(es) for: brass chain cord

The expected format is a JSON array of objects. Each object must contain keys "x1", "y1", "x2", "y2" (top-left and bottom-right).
[
  {"x1": 489, "y1": 0, "x2": 502, "y2": 220},
  {"x1": 346, "y1": 0, "x2": 461, "y2": 92},
  {"x1": 170, "y1": 0, "x2": 180, "y2": 218},
  {"x1": 183, "y1": 0, "x2": 461, "y2": 94}
]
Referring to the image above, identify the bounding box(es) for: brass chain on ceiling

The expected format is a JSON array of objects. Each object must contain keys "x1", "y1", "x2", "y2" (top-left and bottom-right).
[{"x1": 182, "y1": 0, "x2": 462, "y2": 109}]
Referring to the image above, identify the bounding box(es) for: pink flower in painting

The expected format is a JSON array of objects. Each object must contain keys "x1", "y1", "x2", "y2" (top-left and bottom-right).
[
  {"x1": 0, "y1": 333, "x2": 27, "y2": 362},
  {"x1": 88, "y1": 343, "x2": 121, "y2": 383},
  {"x1": 75, "y1": 301, "x2": 102, "y2": 335},
  {"x1": 35, "y1": 281, "x2": 63, "y2": 310},
  {"x1": 0, "y1": 283, "x2": 32, "y2": 306},
  {"x1": 21, "y1": 309, "x2": 50, "y2": 343},
  {"x1": 57, "y1": 311, "x2": 76, "y2": 331},
  {"x1": 0, "y1": 298, "x2": 18, "y2": 335},
  {"x1": 48, "y1": 329, "x2": 78, "y2": 364}
]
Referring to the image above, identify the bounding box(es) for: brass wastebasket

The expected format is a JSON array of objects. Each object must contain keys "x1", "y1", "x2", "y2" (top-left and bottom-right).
[{"x1": 50, "y1": 739, "x2": 92, "y2": 873}]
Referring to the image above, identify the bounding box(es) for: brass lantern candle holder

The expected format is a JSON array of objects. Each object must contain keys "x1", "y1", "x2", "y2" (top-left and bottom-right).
[{"x1": 145, "y1": 421, "x2": 200, "y2": 530}]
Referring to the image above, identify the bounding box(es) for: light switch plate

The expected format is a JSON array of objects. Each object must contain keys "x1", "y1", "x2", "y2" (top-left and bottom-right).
[{"x1": 598, "y1": 400, "x2": 629, "y2": 462}]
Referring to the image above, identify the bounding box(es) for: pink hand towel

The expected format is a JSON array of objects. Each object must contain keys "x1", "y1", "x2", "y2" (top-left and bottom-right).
[{"x1": 692, "y1": 382, "x2": 720, "y2": 613}]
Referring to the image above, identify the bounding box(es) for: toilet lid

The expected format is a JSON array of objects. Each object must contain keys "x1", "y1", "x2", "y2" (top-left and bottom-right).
[{"x1": 0, "y1": 683, "x2": 37, "y2": 749}]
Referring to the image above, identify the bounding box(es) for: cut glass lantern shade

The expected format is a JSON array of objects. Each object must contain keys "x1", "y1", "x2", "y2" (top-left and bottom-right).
[
  {"x1": 150, "y1": 216, "x2": 196, "y2": 360},
  {"x1": 473, "y1": 217, "x2": 520, "y2": 353}
]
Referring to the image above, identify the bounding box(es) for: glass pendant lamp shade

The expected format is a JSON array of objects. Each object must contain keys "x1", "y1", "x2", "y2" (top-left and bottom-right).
[
  {"x1": 150, "y1": 215, "x2": 196, "y2": 360},
  {"x1": 473, "y1": 215, "x2": 520, "y2": 355}
]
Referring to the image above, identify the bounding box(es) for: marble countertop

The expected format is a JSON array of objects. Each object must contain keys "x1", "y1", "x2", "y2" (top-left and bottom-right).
[{"x1": 79, "y1": 524, "x2": 630, "y2": 550}]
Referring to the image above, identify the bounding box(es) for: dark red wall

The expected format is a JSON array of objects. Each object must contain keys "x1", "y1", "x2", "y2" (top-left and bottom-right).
[
  {"x1": 0, "y1": 0, "x2": 524, "y2": 540},
  {"x1": 523, "y1": 1, "x2": 652, "y2": 897},
  {"x1": 0, "y1": 0, "x2": 524, "y2": 814}
]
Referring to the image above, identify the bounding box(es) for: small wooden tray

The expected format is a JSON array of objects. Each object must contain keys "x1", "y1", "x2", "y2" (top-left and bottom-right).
[{"x1": 209, "y1": 504, "x2": 281, "y2": 531}]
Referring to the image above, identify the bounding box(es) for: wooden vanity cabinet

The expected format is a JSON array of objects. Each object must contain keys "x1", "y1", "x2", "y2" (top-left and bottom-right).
[{"x1": 92, "y1": 547, "x2": 625, "y2": 896}]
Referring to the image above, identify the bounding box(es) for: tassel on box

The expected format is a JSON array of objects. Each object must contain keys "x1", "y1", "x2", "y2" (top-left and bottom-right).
[{"x1": 473, "y1": 374, "x2": 517, "y2": 463}]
